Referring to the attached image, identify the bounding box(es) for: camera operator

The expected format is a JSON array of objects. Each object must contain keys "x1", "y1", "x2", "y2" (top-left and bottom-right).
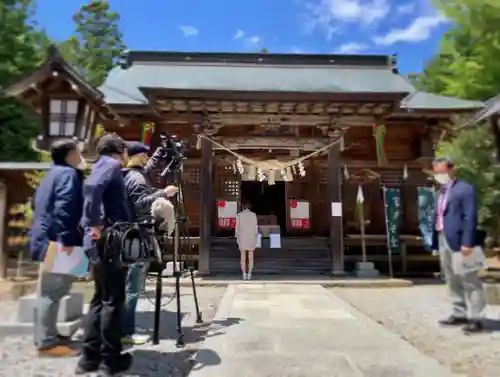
[
  {"x1": 121, "y1": 141, "x2": 179, "y2": 345},
  {"x1": 76, "y1": 134, "x2": 132, "y2": 376}
]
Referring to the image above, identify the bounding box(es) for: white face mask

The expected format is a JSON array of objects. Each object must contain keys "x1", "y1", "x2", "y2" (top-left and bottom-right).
[
  {"x1": 434, "y1": 173, "x2": 451, "y2": 185},
  {"x1": 77, "y1": 159, "x2": 86, "y2": 170}
]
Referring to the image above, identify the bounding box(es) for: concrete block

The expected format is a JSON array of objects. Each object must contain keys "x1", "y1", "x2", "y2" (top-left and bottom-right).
[
  {"x1": 485, "y1": 283, "x2": 500, "y2": 306},
  {"x1": 354, "y1": 261, "x2": 380, "y2": 278},
  {"x1": 17, "y1": 292, "x2": 84, "y2": 323},
  {"x1": 0, "y1": 318, "x2": 82, "y2": 339},
  {"x1": 162, "y1": 261, "x2": 184, "y2": 277}
]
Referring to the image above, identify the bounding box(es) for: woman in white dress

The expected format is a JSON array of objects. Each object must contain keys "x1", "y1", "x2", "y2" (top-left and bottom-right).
[{"x1": 235, "y1": 201, "x2": 258, "y2": 280}]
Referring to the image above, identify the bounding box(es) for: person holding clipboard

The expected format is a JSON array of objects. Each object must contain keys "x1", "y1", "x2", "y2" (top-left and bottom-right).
[{"x1": 29, "y1": 139, "x2": 85, "y2": 358}]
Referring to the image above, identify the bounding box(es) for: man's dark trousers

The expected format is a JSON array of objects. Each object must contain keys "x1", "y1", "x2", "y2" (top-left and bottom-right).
[{"x1": 81, "y1": 242, "x2": 126, "y2": 369}]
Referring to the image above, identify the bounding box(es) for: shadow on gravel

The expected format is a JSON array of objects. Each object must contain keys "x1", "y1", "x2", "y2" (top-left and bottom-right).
[{"x1": 128, "y1": 348, "x2": 221, "y2": 377}]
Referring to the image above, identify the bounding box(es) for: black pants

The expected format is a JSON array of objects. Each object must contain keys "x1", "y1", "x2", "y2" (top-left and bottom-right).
[{"x1": 81, "y1": 254, "x2": 126, "y2": 368}]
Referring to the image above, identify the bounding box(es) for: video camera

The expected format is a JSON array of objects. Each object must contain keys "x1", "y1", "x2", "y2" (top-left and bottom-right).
[{"x1": 144, "y1": 132, "x2": 188, "y2": 175}]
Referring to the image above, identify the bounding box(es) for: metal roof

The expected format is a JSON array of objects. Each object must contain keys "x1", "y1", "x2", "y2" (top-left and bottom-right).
[
  {"x1": 401, "y1": 91, "x2": 484, "y2": 110},
  {"x1": 100, "y1": 61, "x2": 414, "y2": 105}
]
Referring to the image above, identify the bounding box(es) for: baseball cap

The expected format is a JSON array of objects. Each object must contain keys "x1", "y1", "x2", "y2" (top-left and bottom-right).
[{"x1": 126, "y1": 141, "x2": 150, "y2": 157}]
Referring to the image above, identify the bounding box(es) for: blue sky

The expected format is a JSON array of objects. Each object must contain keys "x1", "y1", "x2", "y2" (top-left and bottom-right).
[{"x1": 36, "y1": 0, "x2": 450, "y2": 74}]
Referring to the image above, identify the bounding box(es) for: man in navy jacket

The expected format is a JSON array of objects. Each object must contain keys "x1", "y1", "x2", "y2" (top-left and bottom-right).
[
  {"x1": 30, "y1": 139, "x2": 84, "y2": 357},
  {"x1": 431, "y1": 157, "x2": 486, "y2": 334},
  {"x1": 76, "y1": 134, "x2": 133, "y2": 376}
]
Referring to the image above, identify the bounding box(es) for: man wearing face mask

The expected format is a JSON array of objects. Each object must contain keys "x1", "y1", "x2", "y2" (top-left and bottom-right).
[
  {"x1": 121, "y1": 141, "x2": 179, "y2": 345},
  {"x1": 431, "y1": 157, "x2": 486, "y2": 334},
  {"x1": 76, "y1": 134, "x2": 133, "y2": 376}
]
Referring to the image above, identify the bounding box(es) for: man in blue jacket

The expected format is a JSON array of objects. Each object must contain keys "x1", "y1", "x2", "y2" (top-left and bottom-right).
[
  {"x1": 76, "y1": 134, "x2": 133, "y2": 376},
  {"x1": 30, "y1": 139, "x2": 84, "y2": 357},
  {"x1": 431, "y1": 157, "x2": 486, "y2": 334}
]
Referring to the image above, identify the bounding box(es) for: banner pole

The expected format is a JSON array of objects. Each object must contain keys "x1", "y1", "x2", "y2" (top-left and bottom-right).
[{"x1": 382, "y1": 186, "x2": 394, "y2": 279}]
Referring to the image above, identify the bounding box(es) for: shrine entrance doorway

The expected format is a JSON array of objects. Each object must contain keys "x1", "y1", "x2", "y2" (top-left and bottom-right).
[{"x1": 240, "y1": 181, "x2": 287, "y2": 233}]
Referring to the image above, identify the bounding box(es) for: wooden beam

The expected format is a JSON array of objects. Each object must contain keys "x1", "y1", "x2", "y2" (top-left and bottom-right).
[
  {"x1": 328, "y1": 142, "x2": 345, "y2": 275},
  {"x1": 198, "y1": 137, "x2": 213, "y2": 275}
]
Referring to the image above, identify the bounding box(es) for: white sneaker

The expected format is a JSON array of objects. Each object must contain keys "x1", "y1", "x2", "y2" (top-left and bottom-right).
[
  {"x1": 247, "y1": 273, "x2": 252, "y2": 280},
  {"x1": 242, "y1": 273, "x2": 248, "y2": 280},
  {"x1": 122, "y1": 333, "x2": 150, "y2": 345}
]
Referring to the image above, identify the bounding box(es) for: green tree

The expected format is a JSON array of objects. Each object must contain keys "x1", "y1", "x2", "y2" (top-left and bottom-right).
[
  {"x1": 59, "y1": 0, "x2": 126, "y2": 87},
  {"x1": 418, "y1": 0, "x2": 500, "y2": 100},
  {"x1": 0, "y1": 0, "x2": 50, "y2": 161},
  {"x1": 437, "y1": 125, "x2": 500, "y2": 245}
]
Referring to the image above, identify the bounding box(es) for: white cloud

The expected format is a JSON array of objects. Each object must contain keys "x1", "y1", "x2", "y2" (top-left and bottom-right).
[
  {"x1": 234, "y1": 29, "x2": 245, "y2": 39},
  {"x1": 335, "y1": 42, "x2": 368, "y2": 54},
  {"x1": 397, "y1": 2, "x2": 416, "y2": 15},
  {"x1": 373, "y1": 15, "x2": 446, "y2": 45},
  {"x1": 179, "y1": 25, "x2": 199, "y2": 37},
  {"x1": 304, "y1": 0, "x2": 390, "y2": 38},
  {"x1": 247, "y1": 36, "x2": 260, "y2": 45}
]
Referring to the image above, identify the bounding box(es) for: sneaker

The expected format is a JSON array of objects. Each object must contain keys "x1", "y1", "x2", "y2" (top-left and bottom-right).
[
  {"x1": 242, "y1": 273, "x2": 247, "y2": 280},
  {"x1": 122, "y1": 334, "x2": 150, "y2": 345},
  {"x1": 38, "y1": 345, "x2": 80, "y2": 358},
  {"x1": 247, "y1": 273, "x2": 252, "y2": 280},
  {"x1": 98, "y1": 353, "x2": 133, "y2": 376},
  {"x1": 438, "y1": 316, "x2": 468, "y2": 327}
]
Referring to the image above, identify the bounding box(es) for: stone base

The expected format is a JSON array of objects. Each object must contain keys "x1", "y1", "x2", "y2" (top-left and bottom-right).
[
  {"x1": 162, "y1": 261, "x2": 184, "y2": 277},
  {"x1": 331, "y1": 270, "x2": 347, "y2": 277},
  {"x1": 17, "y1": 292, "x2": 84, "y2": 323},
  {"x1": 485, "y1": 283, "x2": 500, "y2": 306},
  {"x1": 354, "y1": 262, "x2": 380, "y2": 278},
  {"x1": 0, "y1": 318, "x2": 82, "y2": 338}
]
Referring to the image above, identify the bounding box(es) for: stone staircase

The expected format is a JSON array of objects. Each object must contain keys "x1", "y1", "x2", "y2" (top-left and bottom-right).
[{"x1": 210, "y1": 237, "x2": 332, "y2": 275}]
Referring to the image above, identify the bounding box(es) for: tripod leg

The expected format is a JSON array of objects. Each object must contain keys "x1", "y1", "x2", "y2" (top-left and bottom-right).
[
  {"x1": 189, "y1": 267, "x2": 203, "y2": 323},
  {"x1": 174, "y1": 269, "x2": 184, "y2": 347},
  {"x1": 152, "y1": 269, "x2": 163, "y2": 345}
]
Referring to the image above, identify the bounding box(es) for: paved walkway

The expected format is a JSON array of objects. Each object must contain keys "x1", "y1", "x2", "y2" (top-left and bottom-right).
[{"x1": 190, "y1": 284, "x2": 463, "y2": 377}]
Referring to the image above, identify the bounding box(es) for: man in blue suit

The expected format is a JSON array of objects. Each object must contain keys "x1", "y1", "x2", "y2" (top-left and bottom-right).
[
  {"x1": 30, "y1": 139, "x2": 84, "y2": 357},
  {"x1": 431, "y1": 157, "x2": 486, "y2": 334}
]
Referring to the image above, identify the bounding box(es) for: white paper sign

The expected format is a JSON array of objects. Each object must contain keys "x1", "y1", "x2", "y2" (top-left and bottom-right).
[
  {"x1": 290, "y1": 201, "x2": 309, "y2": 219},
  {"x1": 452, "y1": 246, "x2": 487, "y2": 275},
  {"x1": 217, "y1": 200, "x2": 237, "y2": 218},
  {"x1": 270, "y1": 233, "x2": 281, "y2": 248},
  {"x1": 256, "y1": 233, "x2": 262, "y2": 248},
  {"x1": 331, "y1": 202, "x2": 342, "y2": 217}
]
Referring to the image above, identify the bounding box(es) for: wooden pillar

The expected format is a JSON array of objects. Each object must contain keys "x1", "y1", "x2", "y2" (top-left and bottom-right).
[
  {"x1": 0, "y1": 181, "x2": 7, "y2": 279},
  {"x1": 198, "y1": 138, "x2": 213, "y2": 275},
  {"x1": 328, "y1": 144, "x2": 345, "y2": 274}
]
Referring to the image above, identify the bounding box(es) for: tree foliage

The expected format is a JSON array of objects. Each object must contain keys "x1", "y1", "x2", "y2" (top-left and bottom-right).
[
  {"x1": 0, "y1": 0, "x2": 50, "y2": 161},
  {"x1": 58, "y1": 0, "x2": 126, "y2": 87},
  {"x1": 419, "y1": 1, "x2": 500, "y2": 243}
]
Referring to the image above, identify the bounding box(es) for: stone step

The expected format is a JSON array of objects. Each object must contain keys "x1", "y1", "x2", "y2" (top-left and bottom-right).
[{"x1": 17, "y1": 292, "x2": 84, "y2": 323}]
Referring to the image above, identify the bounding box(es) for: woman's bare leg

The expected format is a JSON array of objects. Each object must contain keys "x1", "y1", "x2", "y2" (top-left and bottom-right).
[
  {"x1": 247, "y1": 250, "x2": 254, "y2": 279},
  {"x1": 240, "y1": 250, "x2": 247, "y2": 278}
]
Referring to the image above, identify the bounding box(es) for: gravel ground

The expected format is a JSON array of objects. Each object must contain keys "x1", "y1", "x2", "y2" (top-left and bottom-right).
[
  {"x1": 332, "y1": 285, "x2": 500, "y2": 377},
  {"x1": 0, "y1": 285, "x2": 226, "y2": 377}
]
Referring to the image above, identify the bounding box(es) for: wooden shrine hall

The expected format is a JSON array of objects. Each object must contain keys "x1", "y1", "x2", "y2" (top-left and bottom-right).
[{"x1": 3, "y1": 47, "x2": 486, "y2": 276}]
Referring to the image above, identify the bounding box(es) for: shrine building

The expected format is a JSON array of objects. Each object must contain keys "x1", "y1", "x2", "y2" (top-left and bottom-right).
[{"x1": 0, "y1": 47, "x2": 485, "y2": 277}]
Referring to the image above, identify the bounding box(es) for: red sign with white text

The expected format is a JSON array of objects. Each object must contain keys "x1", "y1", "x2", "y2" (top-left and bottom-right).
[
  {"x1": 289, "y1": 200, "x2": 310, "y2": 230},
  {"x1": 217, "y1": 200, "x2": 237, "y2": 229}
]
